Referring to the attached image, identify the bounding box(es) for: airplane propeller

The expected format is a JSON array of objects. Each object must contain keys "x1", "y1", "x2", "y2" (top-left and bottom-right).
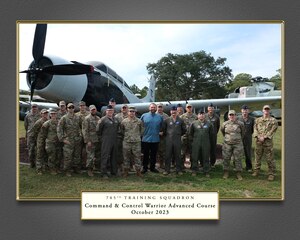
[{"x1": 20, "y1": 24, "x2": 94, "y2": 102}]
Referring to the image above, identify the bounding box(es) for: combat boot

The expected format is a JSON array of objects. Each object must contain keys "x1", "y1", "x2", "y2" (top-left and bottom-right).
[
  {"x1": 136, "y1": 169, "x2": 143, "y2": 177},
  {"x1": 252, "y1": 170, "x2": 259, "y2": 177},
  {"x1": 236, "y1": 172, "x2": 243, "y2": 181},
  {"x1": 223, "y1": 170, "x2": 229, "y2": 179},
  {"x1": 123, "y1": 168, "x2": 129, "y2": 178},
  {"x1": 87, "y1": 169, "x2": 94, "y2": 177}
]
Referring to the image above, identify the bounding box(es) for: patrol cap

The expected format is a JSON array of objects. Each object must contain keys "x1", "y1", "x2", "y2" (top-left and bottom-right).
[
  {"x1": 171, "y1": 105, "x2": 177, "y2": 111},
  {"x1": 40, "y1": 108, "x2": 48, "y2": 114},
  {"x1": 31, "y1": 103, "x2": 38, "y2": 107},
  {"x1": 49, "y1": 108, "x2": 57, "y2": 114},
  {"x1": 106, "y1": 104, "x2": 114, "y2": 110},
  {"x1": 109, "y1": 98, "x2": 116, "y2": 103},
  {"x1": 122, "y1": 104, "x2": 128, "y2": 108},
  {"x1": 198, "y1": 110, "x2": 205, "y2": 114},
  {"x1": 263, "y1": 105, "x2": 271, "y2": 110},
  {"x1": 89, "y1": 104, "x2": 97, "y2": 111},
  {"x1": 186, "y1": 103, "x2": 193, "y2": 108},
  {"x1": 128, "y1": 106, "x2": 136, "y2": 111},
  {"x1": 241, "y1": 105, "x2": 249, "y2": 110},
  {"x1": 79, "y1": 101, "x2": 86, "y2": 106},
  {"x1": 59, "y1": 100, "x2": 66, "y2": 106},
  {"x1": 228, "y1": 110, "x2": 236, "y2": 115},
  {"x1": 67, "y1": 102, "x2": 74, "y2": 108}
]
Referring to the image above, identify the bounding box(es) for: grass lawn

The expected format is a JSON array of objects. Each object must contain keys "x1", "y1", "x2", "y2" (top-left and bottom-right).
[{"x1": 17, "y1": 119, "x2": 283, "y2": 201}]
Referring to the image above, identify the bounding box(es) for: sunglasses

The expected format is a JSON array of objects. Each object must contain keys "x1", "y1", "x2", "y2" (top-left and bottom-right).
[
  {"x1": 229, "y1": 114, "x2": 235, "y2": 116},
  {"x1": 129, "y1": 110, "x2": 135, "y2": 112},
  {"x1": 68, "y1": 106, "x2": 75, "y2": 109}
]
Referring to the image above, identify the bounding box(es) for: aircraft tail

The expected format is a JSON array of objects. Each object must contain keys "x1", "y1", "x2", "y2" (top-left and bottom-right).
[{"x1": 141, "y1": 75, "x2": 156, "y2": 102}]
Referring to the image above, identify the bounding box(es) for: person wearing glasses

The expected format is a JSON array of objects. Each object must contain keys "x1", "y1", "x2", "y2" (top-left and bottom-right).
[
  {"x1": 120, "y1": 106, "x2": 144, "y2": 177},
  {"x1": 221, "y1": 110, "x2": 245, "y2": 180},
  {"x1": 82, "y1": 105, "x2": 101, "y2": 177},
  {"x1": 57, "y1": 103, "x2": 82, "y2": 177}
]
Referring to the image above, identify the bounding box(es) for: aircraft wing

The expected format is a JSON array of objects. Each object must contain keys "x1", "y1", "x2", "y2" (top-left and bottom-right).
[{"x1": 112, "y1": 96, "x2": 281, "y2": 115}]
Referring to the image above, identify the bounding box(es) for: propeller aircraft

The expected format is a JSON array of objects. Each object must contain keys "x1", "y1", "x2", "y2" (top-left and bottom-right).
[{"x1": 19, "y1": 24, "x2": 281, "y2": 116}]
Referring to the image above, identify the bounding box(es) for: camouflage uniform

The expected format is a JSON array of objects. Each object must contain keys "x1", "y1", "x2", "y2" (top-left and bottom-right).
[
  {"x1": 237, "y1": 115, "x2": 255, "y2": 170},
  {"x1": 221, "y1": 119, "x2": 245, "y2": 172},
  {"x1": 189, "y1": 119, "x2": 213, "y2": 174},
  {"x1": 180, "y1": 112, "x2": 197, "y2": 165},
  {"x1": 96, "y1": 115, "x2": 119, "y2": 176},
  {"x1": 30, "y1": 117, "x2": 48, "y2": 172},
  {"x1": 82, "y1": 113, "x2": 101, "y2": 171},
  {"x1": 205, "y1": 113, "x2": 220, "y2": 166},
  {"x1": 163, "y1": 116, "x2": 186, "y2": 173},
  {"x1": 253, "y1": 116, "x2": 278, "y2": 176},
  {"x1": 56, "y1": 109, "x2": 67, "y2": 169},
  {"x1": 24, "y1": 111, "x2": 40, "y2": 167},
  {"x1": 121, "y1": 116, "x2": 144, "y2": 172},
  {"x1": 57, "y1": 112, "x2": 82, "y2": 174},
  {"x1": 40, "y1": 118, "x2": 60, "y2": 172},
  {"x1": 157, "y1": 111, "x2": 169, "y2": 168},
  {"x1": 115, "y1": 112, "x2": 128, "y2": 170},
  {"x1": 76, "y1": 110, "x2": 89, "y2": 169}
]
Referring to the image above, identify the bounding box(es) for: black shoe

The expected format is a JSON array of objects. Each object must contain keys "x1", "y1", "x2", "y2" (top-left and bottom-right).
[
  {"x1": 150, "y1": 169, "x2": 159, "y2": 173},
  {"x1": 141, "y1": 169, "x2": 147, "y2": 174}
]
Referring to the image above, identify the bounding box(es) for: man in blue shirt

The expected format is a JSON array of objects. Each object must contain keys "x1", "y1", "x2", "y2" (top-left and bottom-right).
[{"x1": 141, "y1": 103, "x2": 163, "y2": 174}]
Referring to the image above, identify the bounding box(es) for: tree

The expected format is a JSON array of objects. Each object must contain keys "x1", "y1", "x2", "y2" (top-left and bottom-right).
[
  {"x1": 129, "y1": 84, "x2": 148, "y2": 98},
  {"x1": 225, "y1": 73, "x2": 252, "y2": 93},
  {"x1": 146, "y1": 51, "x2": 233, "y2": 101},
  {"x1": 269, "y1": 69, "x2": 282, "y2": 90}
]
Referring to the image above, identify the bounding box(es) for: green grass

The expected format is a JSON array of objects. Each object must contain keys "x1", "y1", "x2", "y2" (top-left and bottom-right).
[{"x1": 17, "y1": 119, "x2": 283, "y2": 201}]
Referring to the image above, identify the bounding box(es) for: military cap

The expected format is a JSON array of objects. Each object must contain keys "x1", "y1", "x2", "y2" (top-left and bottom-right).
[
  {"x1": 106, "y1": 104, "x2": 114, "y2": 110},
  {"x1": 198, "y1": 110, "x2": 205, "y2": 114},
  {"x1": 31, "y1": 103, "x2": 38, "y2": 107},
  {"x1": 186, "y1": 103, "x2": 193, "y2": 108},
  {"x1": 171, "y1": 105, "x2": 177, "y2": 111},
  {"x1": 228, "y1": 110, "x2": 236, "y2": 115},
  {"x1": 122, "y1": 104, "x2": 128, "y2": 108},
  {"x1": 59, "y1": 100, "x2": 66, "y2": 106},
  {"x1": 49, "y1": 108, "x2": 57, "y2": 114},
  {"x1": 128, "y1": 106, "x2": 136, "y2": 111},
  {"x1": 40, "y1": 109, "x2": 49, "y2": 114},
  {"x1": 241, "y1": 105, "x2": 249, "y2": 110},
  {"x1": 89, "y1": 104, "x2": 97, "y2": 111},
  {"x1": 67, "y1": 102, "x2": 74, "y2": 108},
  {"x1": 109, "y1": 98, "x2": 116, "y2": 102},
  {"x1": 79, "y1": 101, "x2": 86, "y2": 106},
  {"x1": 177, "y1": 103, "x2": 183, "y2": 107},
  {"x1": 263, "y1": 105, "x2": 271, "y2": 110}
]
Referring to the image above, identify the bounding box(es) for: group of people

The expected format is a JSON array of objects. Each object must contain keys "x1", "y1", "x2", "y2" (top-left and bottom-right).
[{"x1": 24, "y1": 98, "x2": 278, "y2": 181}]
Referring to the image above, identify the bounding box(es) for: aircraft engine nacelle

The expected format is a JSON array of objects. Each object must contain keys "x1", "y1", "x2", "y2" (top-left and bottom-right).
[{"x1": 26, "y1": 55, "x2": 88, "y2": 104}]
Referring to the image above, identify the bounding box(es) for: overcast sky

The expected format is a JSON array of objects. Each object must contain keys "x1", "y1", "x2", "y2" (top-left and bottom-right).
[{"x1": 18, "y1": 22, "x2": 282, "y2": 90}]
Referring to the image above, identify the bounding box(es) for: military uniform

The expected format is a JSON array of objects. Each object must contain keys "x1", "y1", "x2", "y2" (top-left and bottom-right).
[
  {"x1": 30, "y1": 115, "x2": 48, "y2": 173},
  {"x1": 82, "y1": 111, "x2": 101, "y2": 174},
  {"x1": 56, "y1": 108, "x2": 67, "y2": 170},
  {"x1": 189, "y1": 118, "x2": 213, "y2": 174},
  {"x1": 205, "y1": 112, "x2": 220, "y2": 166},
  {"x1": 121, "y1": 114, "x2": 144, "y2": 176},
  {"x1": 24, "y1": 109, "x2": 40, "y2": 167},
  {"x1": 253, "y1": 114, "x2": 278, "y2": 178},
  {"x1": 76, "y1": 108, "x2": 89, "y2": 169},
  {"x1": 180, "y1": 112, "x2": 197, "y2": 165},
  {"x1": 96, "y1": 115, "x2": 119, "y2": 177},
  {"x1": 40, "y1": 117, "x2": 60, "y2": 173},
  {"x1": 221, "y1": 114, "x2": 245, "y2": 178},
  {"x1": 57, "y1": 110, "x2": 82, "y2": 175},
  {"x1": 163, "y1": 115, "x2": 186, "y2": 174},
  {"x1": 157, "y1": 110, "x2": 169, "y2": 168},
  {"x1": 237, "y1": 114, "x2": 255, "y2": 171}
]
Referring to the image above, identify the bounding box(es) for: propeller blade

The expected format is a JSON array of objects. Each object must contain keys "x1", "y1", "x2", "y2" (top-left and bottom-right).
[
  {"x1": 30, "y1": 79, "x2": 37, "y2": 102},
  {"x1": 32, "y1": 24, "x2": 47, "y2": 63},
  {"x1": 42, "y1": 64, "x2": 94, "y2": 75}
]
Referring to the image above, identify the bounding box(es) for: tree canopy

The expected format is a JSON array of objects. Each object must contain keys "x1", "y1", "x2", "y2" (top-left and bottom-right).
[{"x1": 146, "y1": 51, "x2": 233, "y2": 101}]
